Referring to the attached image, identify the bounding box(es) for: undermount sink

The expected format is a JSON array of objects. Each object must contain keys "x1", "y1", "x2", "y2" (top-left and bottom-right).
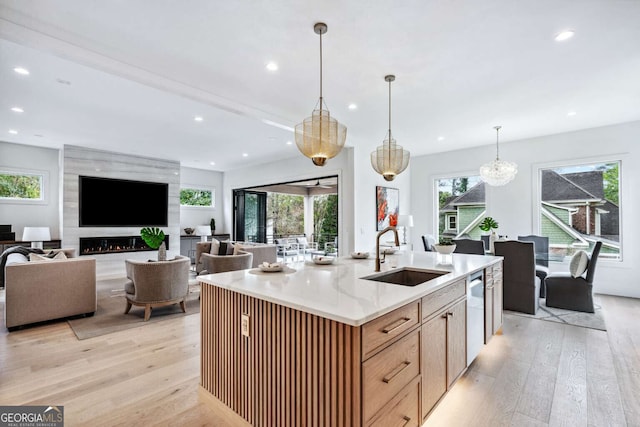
[{"x1": 361, "y1": 267, "x2": 448, "y2": 287}]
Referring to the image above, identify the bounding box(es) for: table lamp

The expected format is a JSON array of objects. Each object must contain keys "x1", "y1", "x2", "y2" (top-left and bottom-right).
[
  {"x1": 196, "y1": 225, "x2": 212, "y2": 242},
  {"x1": 397, "y1": 215, "x2": 414, "y2": 245},
  {"x1": 22, "y1": 226, "x2": 51, "y2": 249}
]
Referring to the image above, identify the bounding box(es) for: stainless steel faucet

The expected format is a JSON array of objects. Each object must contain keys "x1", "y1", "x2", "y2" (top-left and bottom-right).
[{"x1": 375, "y1": 226, "x2": 400, "y2": 272}]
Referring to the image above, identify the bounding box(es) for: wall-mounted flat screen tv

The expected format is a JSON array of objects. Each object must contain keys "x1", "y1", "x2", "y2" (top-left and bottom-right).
[{"x1": 79, "y1": 176, "x2": 169, "y2": 227}]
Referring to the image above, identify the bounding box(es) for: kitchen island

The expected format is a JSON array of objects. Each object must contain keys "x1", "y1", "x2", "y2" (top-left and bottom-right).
[{"x1": 198, "y1": 251, "x2": 503, "y2": 426}]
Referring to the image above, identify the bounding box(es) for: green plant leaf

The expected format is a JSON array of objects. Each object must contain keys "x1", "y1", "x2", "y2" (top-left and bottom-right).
[
  {"x1": 140, "y1": 227, "x2": 165, "y2": 249},
  {"x1": 479, "y1": 217, "x2": 499, "y2": 232}
]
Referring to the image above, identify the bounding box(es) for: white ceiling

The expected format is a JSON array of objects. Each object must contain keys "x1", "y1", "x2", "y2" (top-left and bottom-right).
[{"x1": 1, "y1": 1, "x2": 639, "y2": 172}]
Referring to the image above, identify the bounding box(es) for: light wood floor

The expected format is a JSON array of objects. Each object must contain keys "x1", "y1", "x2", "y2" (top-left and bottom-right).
[{"x1": 1, "y1": 294, "x2": 638, "y2": 426}]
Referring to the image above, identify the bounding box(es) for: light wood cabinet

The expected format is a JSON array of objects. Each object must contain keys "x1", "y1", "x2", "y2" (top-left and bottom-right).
[
  {"x1": 362, "y1": 329, "x2": 420, "y2": 423},
  {"x1": 421, "y1": 287, "x2": 467, "y2": 419},
  {"x1": 362, "y1": 301, "x2": 420, "y2": 359},
  {"x1": 368, "y1": 376, "x2": 421, "y2": 427}
]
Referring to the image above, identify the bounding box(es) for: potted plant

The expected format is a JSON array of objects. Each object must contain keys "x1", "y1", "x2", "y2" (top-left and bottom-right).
[
  {"x1": 140, "y1": 227, "x2": 167, "y2": 261},
  {"x1": 434, "y1": 237, "x2": 456, "y2": 255},
  {"x1": 479, "y1": 217, "x2": 499, "y2": 253}
]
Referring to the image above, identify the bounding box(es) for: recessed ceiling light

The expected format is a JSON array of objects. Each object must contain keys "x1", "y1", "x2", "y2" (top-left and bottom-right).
[
  {"x1": 13, "y1": 67, "x2": 29, "y2": 75},
  {"x1": 567, "y1": 111, "x2": 577, "y2": 116},
  {"x1": 8, "y1": 129, "x2": 18, "y2": 135},
  {"x1": 437, "y1": 136, "x2": 445, "y2": 141},
  {"x1": 242, "y1": 153, "x2": 249, "y2": 157},
  {"x1": 209, "y1": 161, "x2": 216, "y2": 166},
  {"x1": 194, "y1": 116, "x2": 203, "y2": 122},
  {"x1": 348, "y1": 103, "x2": 358, "y2": 110},
  {"x1": 555, "y1": 30, "x2": 575, "y2": 41},
  {"x1": 286, "y1": 141, "x2": 293, "y2": 145},
  {"x1": 11, "y1": 107, "x2": 24, "y2": 113},
  {"x1": 266, "y1": 62, "x2": 278, "y2": 71}
]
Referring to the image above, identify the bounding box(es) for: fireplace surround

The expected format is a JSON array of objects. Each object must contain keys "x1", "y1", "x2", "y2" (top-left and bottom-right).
[{"x1": 80, "y1": 235, "x2": 169, "y2": 256}]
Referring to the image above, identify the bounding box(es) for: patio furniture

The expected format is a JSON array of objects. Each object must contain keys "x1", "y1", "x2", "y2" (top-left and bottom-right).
[
  {"x1": 518, "y1": 235, "x2": 550, "y2": 297},
  {"x1": 494, "y1": 240, "x2": 540, "y2": 315},
  {"x1": 296, "y1": 236, "x2": 318, "y2": 259},
  {"x1": 545, "y1": 241, "x2": 602, "y2": 313},
  {"x1": 452, "y1": 238, "x2": 485, "y2": 255},
  {"x1": 274, "y1": 238, "x2": 300, "y2": 263},
  {"x1": 124, "y1": 255, "x2": 190, "y2": 321}
]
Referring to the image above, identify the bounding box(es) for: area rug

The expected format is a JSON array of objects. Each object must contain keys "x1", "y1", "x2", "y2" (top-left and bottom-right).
[
  {"x1": 505, "y1": 297, "x2": 606, "y2": 331},
  {"x1": 68, "y1": 276, "x2": 201, "y2": 340}
]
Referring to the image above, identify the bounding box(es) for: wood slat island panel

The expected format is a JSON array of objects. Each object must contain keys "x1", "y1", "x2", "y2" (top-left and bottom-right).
[{"x1": 201, "y1": 285, "x2": 362, "y2": 427}]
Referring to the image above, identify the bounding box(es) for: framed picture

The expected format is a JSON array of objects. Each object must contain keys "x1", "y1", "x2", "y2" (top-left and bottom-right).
[{"x1": 376, "y1": 186, "x2": 399, "y2": 231}]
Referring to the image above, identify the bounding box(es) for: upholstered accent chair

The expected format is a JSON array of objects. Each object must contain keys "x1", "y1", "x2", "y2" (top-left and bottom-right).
[
  {"x1": 124, "y1": 255, "x2": 190, "y2": 321},
  {"x1": 494, "y1": 240, "x2": 540, "y2": 315},
  {"x1": 421, "y1": 235, "x2": 436, "y2": 251},
  {"x1": 452, "y1": 238, "x2": 486, "y2": 255},
  {"x1": 518, "y1": 234, "x2": 550, "y2": 297},
  {"x1": 545, "y1": 241, "x2": 602, "y2": 313},
  {"x1": 199, "y1": 250, "x2": 253, "y2": 275}
]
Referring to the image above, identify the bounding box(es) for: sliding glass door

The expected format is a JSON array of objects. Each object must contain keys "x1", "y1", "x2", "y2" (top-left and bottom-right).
[{"x1": 233, "y1": 190, "x2": 267, "y2": 243}]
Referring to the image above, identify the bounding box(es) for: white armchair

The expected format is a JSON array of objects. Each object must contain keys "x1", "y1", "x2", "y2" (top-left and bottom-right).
[{"x1": 274, "y1": 238, "x2": 300, "y2": 263}]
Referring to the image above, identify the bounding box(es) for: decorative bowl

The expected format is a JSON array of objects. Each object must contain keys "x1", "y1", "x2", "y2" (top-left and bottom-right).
[
  {"x1": 259, "y1": 262, "x2": 283, "y2": 272},
  {"x1": 312, "y1": 255, "x2": 336, "y2": 265},
  {"x1": 380, "y1": 247, "x2": 398, "y2": 255},
  {"x1": 351, "y1": 251, "x2": 370, "y2": 259},
  {"x1": 184, "y1": 227, "x2": 195, "y2": 235},
  {"x1": 434, "y1": 244, "x2": 456, "y2": 255}
]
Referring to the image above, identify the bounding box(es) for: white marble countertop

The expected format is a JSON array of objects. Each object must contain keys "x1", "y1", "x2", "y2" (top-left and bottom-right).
[{"x1": 198, "y1": 251, "x2": 502, "y2": 326}]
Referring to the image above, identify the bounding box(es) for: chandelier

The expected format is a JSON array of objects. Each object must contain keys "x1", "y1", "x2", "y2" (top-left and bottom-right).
[
  {"x1": 371, "y1": 75, "x2": 410, "y2": 181},
  {"x1": 479, "y1": 125, "x2": 517, "y2": 186},
  {"x1": 295, "y1": 23, "x2": 347, "y2": 167}
]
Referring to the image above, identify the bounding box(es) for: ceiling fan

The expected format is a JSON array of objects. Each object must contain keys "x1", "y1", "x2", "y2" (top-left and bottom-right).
[{"x1": 307, "y1": 179, "x2": 333, "y2": 189}]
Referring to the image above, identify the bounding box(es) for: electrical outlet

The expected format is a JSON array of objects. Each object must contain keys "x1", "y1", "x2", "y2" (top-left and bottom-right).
[{"x1": 241, "y1": 313, "x2": 250, "y2": 337}]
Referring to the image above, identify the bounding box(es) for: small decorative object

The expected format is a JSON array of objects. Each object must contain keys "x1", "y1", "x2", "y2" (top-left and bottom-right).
[
  {"x1": 434, "y1": 237, "x2": 456, "y2": 255},
  {"x1": 295, "y1": 22, "x2": 347, "y2": 166},
  {"x1": 184, "y1": 227, "x2": 194, "y2": 235},
  {"x1": 376, "y1": 186, "x2": 399, "y2": 231},
  {"x1": 479, "y1": 217, "x2": 499, "y2": 253},
  {"x1": 259, "y1": 262, "x2": 283, "y2": 272},
  {"x1": 140, "y1": 227, "x2": 166, "y2": 261},
  {"x1": 381, "y1": 247, "x2": 398, "y2": 255},
  {"x1": 351, "y1": 251, "x2": 369, "y2": 259},
  {"x1": 479, "y1": 126, "x2": 518, "y2": 186},
  {"x1": 209, "y1": 218, "x2": 216, "y2": 233},
  {"x1": 371, "y1": 75, "x2": 410, "y2": 181},
  {"x1": 313, "y1": 255, "x2": 336, "y2": 265}
]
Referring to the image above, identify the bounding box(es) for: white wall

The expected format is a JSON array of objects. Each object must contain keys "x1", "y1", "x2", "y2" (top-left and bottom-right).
[
  {"x1": 410, "y1": 120, "x2": 640, "y2": 298},
  {"x1": 0, "y1": 141, "x2": 61, "y2": 240},
  {"x1": 180, "y1": 166, "x2": 224, "y2": 233}
]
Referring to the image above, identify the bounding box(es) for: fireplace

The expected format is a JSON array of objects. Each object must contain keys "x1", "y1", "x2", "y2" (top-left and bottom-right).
[{"x1": 79, "y1": 235, "x2": 170, "y2": 255}]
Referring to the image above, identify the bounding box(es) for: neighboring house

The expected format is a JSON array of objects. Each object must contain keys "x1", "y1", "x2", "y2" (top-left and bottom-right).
[
  {"x1": 440, "y1": 170, "x2": 620, "y2": 256},
  {"x1": 439, "y1": 182, "x2": 486, "y2": 240}
]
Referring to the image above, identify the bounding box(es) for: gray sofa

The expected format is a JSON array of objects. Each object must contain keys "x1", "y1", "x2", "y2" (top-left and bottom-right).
[{"x1": 4, "y1": 249, "x2": 97, "y2": 330}]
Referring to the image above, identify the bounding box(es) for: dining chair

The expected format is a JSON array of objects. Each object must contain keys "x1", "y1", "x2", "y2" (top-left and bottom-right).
[
  {"x1": 452, "y1": 238, "x2": 485, "y2": 255},
  {"x1": 517, "y1": 235, "x2": 550, "y2": 297},
  {"x1": 494, "y1": 240, "x2": 540, "y2": 315},
  {"x1": 422, "y1": 234, "x2": 436, "y2": 251}
]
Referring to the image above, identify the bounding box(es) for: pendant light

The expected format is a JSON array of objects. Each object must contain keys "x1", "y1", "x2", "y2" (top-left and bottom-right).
[
  {"x1": 479, "y1": 125, "x2": 518, "y2": 186},
  {"x1": 371, "y1": 75, "x2": 410, "y2": 181},
  {"x1": 295, "y1": 23, "x2": 347, "y2": 167}
]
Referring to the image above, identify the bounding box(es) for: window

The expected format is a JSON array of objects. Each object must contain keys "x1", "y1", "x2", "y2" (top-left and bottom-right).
[
  {"x1": 436, "y1": 175, "x2": 484, "y2": 240},
  {"x1": 0, "y1": 169, "x2": 46, "y2": 203},
  {"x1": 538, "y1": 161, "x2": 621, "y2": 261},
  {"x1": 180, "y1": 187, "x2": 214, "y2": 208}
]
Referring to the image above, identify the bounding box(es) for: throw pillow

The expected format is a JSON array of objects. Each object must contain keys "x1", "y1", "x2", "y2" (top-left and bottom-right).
[
  {"x1": 218, "y1": 241, "x2": 235, "y2": 255},
  {"x1": 569, "y1": 250, "x2": 589, "y2": 278},
  {"x1": 29, "y1": 253, "x2": 53, "y2": 262},
  {"x1": 53, "y1": 251, "x2": 67, "y2": 260},
  {"x1": 209, "y1": 239, "x2": 220, "y2": 255}
]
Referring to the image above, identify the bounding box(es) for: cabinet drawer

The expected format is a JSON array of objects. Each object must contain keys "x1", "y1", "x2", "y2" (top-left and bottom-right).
[
  {"x1": 362, "y1": 301, "x2": 420, "y2": 358},
  {"x1": 422, "y1": 279, "x2": 465, "y2": 320},
  {"x1": 368, "y1": 376, "x2": 420, "y2": 427},
  {"x1": 363, "y1": 329, "x2": 420, "y2": 423},
  {"x1": 492, "y1": 262, "x2": 503, "y2": 274}
]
